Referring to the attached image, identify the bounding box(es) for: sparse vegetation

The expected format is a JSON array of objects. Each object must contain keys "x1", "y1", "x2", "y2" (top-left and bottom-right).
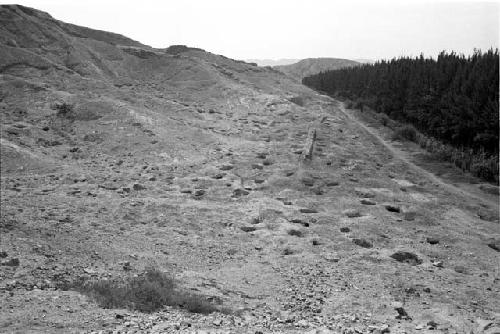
[
  {"x1": 378, "y1": 113, "x2": 390, "y2": 127},
  {"x1": 71, "y1": 268, "x2": 226, "y2": 314},
  {"x1": 392, "y1": 124, "x2": 418, "y2": 142},
  {"x1": 304, "y1": 49, "x2": 499, "y2": 183},
  {"x1": 53, "y1": 102, "x2": 74, "y2": 118},
  {"x1": 287, "y1": 229, "x2": 304, "y2": 237}
]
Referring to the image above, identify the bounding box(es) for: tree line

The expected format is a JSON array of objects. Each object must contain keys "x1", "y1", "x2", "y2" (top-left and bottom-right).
[{"x1": 303, "y1": 49, "x2": 499, "y2": 155}]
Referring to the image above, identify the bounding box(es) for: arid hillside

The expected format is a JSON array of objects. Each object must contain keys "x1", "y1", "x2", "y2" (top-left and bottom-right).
[
  {"x1": 275, "y1": 58, "x2": 360, "y2": 81},
  {"x1": 1, "y1": 5, "x2": 499, "y2": 334}
]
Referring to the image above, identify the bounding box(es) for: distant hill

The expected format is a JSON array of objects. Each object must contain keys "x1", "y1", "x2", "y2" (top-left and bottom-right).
[
  {"x1": 275, "y1": 58, "x2": 360, "y2": 81},
  {"x1": 245, "y1": 59, "x2": 299, "y2": 67},
  {"x1": 352, "y1": 58, "x2": 374, "y2": 64}
]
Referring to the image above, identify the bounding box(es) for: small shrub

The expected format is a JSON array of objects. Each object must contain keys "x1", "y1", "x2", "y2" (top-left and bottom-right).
[
  {"x1": 353, "y1": 101, "x2": 363, "y2": 110},
  {"x1": 287, "y1": 229, "x2": 304, "y2": 237},
  {"x1": 53, "y1": 102, "x2": 74, "y2": 118},
  {"x1": 392, "y1": 124, "x2": 417, "y2": 142},
  {"x1": 379, "y1": 113, "x2": 390, "y2": 126},
  {"x1": 72, "y1": 268, "x2": 225, "y2": 314},
  {"x1": 345, "y1": 100, "x2": 354, "y2": 109}
]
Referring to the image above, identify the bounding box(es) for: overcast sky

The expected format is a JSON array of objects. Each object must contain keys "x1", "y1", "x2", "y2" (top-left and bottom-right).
[{"x1": 2, "y1": 0, "x2": 498, "y2": 61}]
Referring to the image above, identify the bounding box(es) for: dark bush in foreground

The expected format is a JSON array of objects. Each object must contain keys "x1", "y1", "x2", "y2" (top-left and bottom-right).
[
  {"x1": 392, "y1": 124, "x2": 417, "y2": 142},
  {"x1": 73, "y1": 268, "x2": 226, "y2": 314}
]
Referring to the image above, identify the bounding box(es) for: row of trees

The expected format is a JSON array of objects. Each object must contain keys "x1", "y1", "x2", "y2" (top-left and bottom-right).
[{"x1": 303, "y1": 49, "x2": 499, "y2": 154}]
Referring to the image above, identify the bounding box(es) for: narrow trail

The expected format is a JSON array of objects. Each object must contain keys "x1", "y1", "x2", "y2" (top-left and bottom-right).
[{"x1": 331, "y1": 100, "x2": 498, "y2": 209}]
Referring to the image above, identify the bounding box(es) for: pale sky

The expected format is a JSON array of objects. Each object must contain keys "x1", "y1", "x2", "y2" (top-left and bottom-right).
[{"x1": 2, "y1": 0, "x2": 499, "y2": 61}]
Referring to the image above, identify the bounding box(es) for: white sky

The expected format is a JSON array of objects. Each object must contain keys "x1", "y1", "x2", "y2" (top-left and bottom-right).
[{"x1": 2, "y1": 0, "x2": 499, "y2": 61}]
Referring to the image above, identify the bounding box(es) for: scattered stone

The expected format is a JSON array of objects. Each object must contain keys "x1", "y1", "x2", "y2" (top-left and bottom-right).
[
  {"x1": 426, "y1": 237, "x2": 439, "y2": 245},
  {"x1": 99, "y1": 182, "x2": 119, "y2": 190},
  {"x1": 0, "y1": 251, "x2": 7, "y2": 258},
  {"x1": 180, "y1": 189, "x2": 192, "y2": 194},
  {"x1": 432, "y1": 260, "x2": 444, "y2": 268},
  {"x1": 454, "y1": 266, "x2": 468, "y2": 274},
  {"x1": 254, "y1": 179, "x2": 265, "y2": 184},
  {"x1": 252, "y1": 164, "x2": 263, "y2": 170},
  {"x1": 403, "y1": 210, "x2": 417, "y2": 221},
  {"x1": 385, "y1": 204, "x2": 401, "y2": 213},
  {"x1": 240, "y1": 226, "x2": 257, "y2": 232},
  {"x1": 122, "y1": 262, "x2": 132, "y2": 271},
  {"x1": 262, "y1": 159, "x2": 273, "y2": 166},
  {"x1": 326, "y1": 180, "x2": 340, "y2": 187},
  {"x1": 213, "y1": 319, "x2": 222, "y2": 326},
  {"x1": 355, "y1": 189, "x2": 375, "y2": 198},
  {"x1": 290, "y1": 219, "x2": 309, "y2": 227},
  {"x1": 256, "y1": 153, "x2": 267, "y2": 159},
  {"x1": 360, "y1": 199, "x2": 376, "y2": 205},
  {"x1": 487, "y1": 240, "x2": 500, "y2": 252},
  {"x1": 233, "y1": 188, "x2": 250, "y2": 197},
  {"x1": 212, "y1": 173, "x2": 225, "y2": 179},
  {"x1": 193, "y1": 189, "x2": 205, "y2": 197},
  {"x1": 301, "y1": 177, "x2": 315, "y2": 186},
  {"x1": 323, "y1": 254, "x2": 340, "y2": 262},
  {"x1": 427, "y1": 320, "x2": 438, "y2": 329},
  {"x1": 393, "y1": 302, "x2": 411, "y2": 320},
  {"x1": 344, "y1": 209, "x2": 362, "y2": 218},
  {"x1": 287, "y1": 229, "x2": 304, "y2": 237},
  {"x1": 297, "y1": 319, "x2": 309, "y2": 327},
  {"x1": 352, "y1": 238, "x2": 372, "y2": 248},
  {"x1": 220, "y1": 165, "x2": 233, "y2": 171},
  {"x1": 476, "y1": 318, "x2": 497, "y2": 333},
  {"x1": 390, "y1": 251, "x2": 422, "y2": 265},
  {"x1": 132, "y1": 183, "x2": 146, "y2": 191},
  {"x1": 340, "y1": 227, "x2": 350, "y2": 233},
  {"x1": 299, "y1": 208, "x2": 318, "y2": 214},
  {"x1": 312, "y1": 187, "x2": 324, "y2": 195},
  {"x1": 1, "y1": 258, "x2": 20, "y2": 267},
  {"x1": 312, "y1": 239, "x2": 322, "y2": 246}
]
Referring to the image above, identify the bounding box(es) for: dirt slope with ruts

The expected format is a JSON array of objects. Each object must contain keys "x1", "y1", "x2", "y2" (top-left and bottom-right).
[{"x1": 1, "y1": 5, "x2": 499, "y2": 334}]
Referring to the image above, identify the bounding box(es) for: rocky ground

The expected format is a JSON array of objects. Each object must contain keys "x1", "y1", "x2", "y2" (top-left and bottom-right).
[{"x1": 1, "y1": 5, "x2": 499, "y2": 334}]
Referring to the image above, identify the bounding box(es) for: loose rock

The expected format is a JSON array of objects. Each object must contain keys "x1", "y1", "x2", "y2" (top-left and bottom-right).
[{"x1": 390, "y1": 251, "x2": 422, "y2": 265}]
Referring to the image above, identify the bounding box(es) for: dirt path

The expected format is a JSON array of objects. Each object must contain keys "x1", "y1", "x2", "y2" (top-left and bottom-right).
[{"x1": 332, "y1": 100, "x2": 498, "y2": 210}]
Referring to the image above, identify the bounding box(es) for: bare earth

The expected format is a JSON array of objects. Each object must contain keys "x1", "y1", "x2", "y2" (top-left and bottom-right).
[{"x1": 1, "y1": 5, "x2": 499, "y2": 334}]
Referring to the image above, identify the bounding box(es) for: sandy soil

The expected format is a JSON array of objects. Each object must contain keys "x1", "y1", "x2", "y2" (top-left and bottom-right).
[{"x1": 1, "y1": 5, "x2": 499, "y2": 334}]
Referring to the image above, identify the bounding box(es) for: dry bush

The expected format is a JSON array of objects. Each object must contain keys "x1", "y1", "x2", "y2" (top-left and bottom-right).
[
  {"x1": 392, "y1": 124, "x2": 418, "y2": 142},
  {"x1": 353, "y1": 101, "x2": 364, "y2": 110},
  {"x1": 72, "y1": 267, "x2": 227, "y2": 314},
  {"x1": 415, "y1": 131, "x2": 499, "y2": 183},
  {"x1": 53, "y1": 102, "x2": 74, "y2": 118},
  {"x1": 379, "y1": 113, "x2": 390, "y2": 126}
]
